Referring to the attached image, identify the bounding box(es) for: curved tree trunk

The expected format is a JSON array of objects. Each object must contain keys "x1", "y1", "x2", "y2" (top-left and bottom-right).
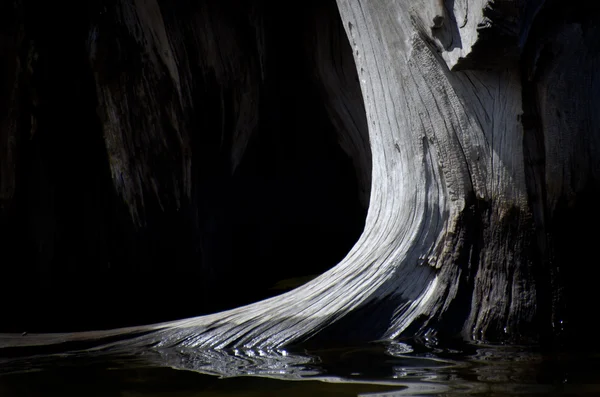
[{"x1": 1, "y1": 0, "x2": 600, "y2": 351}]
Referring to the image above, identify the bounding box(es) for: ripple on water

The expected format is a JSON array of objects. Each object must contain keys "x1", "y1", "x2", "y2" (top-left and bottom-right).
[{"x1": 1, "y1": 340, "x2": 600, "y2": 396}]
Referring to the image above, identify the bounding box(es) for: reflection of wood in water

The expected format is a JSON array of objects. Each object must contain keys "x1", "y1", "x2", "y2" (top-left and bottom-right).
[{"x1": 270, "y1": 275, "x2": 320, "y2": 291}]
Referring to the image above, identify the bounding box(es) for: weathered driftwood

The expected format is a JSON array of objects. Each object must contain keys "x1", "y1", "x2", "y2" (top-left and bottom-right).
[{"x1": 1, "y1": 0, "x2": 600, "y2": 351}]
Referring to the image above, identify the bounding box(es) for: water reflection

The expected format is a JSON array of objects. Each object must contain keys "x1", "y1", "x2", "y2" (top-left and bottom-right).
[{"x1": 1, "y1": 340, "x2": 600, "y2": 396}]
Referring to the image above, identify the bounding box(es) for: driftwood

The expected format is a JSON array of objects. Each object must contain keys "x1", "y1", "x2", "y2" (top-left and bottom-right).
[{"x1": 1, "y1": 0, "x2": 600, "y2": 352}]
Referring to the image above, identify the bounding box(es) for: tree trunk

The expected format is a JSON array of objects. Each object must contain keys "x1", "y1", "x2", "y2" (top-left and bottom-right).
[{"x1": 1, "y1": 0, "x2": 599, "y2": 350}]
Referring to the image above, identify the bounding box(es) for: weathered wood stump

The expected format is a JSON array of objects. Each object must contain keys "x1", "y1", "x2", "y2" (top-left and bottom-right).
[{"x1": 1, "y1": 0, "x2": 599, "y2": 350}]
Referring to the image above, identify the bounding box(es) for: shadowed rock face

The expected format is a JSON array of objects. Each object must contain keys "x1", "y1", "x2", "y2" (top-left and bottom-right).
[{"x1": 0, "y1": 0, "x2": 369, "y2": 332}]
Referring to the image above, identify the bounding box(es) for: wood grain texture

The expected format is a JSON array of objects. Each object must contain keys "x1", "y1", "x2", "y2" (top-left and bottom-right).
[{"x1": 2, "y1": 0, "x2": 599, "y2": 352}]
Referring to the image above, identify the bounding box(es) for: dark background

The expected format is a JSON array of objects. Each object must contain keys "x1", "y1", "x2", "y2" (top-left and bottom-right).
[{"x1": 0, "y1": 0, "x2": 368, "y2": 332}]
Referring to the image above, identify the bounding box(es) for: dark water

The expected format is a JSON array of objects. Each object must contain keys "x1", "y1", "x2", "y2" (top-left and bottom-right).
[{"x1": 1, "y1": 341, "x2": 599, "y2": 396}]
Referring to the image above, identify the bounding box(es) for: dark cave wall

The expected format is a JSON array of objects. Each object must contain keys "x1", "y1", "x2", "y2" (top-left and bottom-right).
[{"x1": 0, "y1": 0, "x2": 369, "y2": 332}]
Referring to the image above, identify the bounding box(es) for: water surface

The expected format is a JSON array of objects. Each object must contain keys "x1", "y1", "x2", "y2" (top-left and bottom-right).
[{"x1": 1, "y1": 340, "x2": 599, "y2": 396}]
